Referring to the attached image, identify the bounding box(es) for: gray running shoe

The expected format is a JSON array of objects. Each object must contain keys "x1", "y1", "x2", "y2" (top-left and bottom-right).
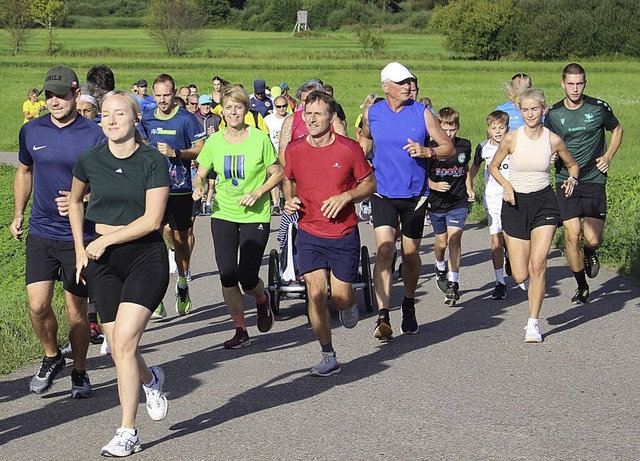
[
  {"x1": 71, "y1": 369, "x2": 92, "y2": 399},
  {"x1": 436, "y1": 267, "x2": 448, "y2": 294},
  {"x1": 30, "y1": 353, "x2": 65, "y2": 394},
  {"x1": 339, "y1": 304, "x2": 359, "y2": 329},
  {"x1": 309, "y1": 352, "x2": 341, "y2": 377}
]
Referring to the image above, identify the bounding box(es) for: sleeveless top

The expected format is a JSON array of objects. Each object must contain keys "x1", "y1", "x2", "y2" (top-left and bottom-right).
[
  {"x1": 509, "y1": 126, "x2": 552, "y2": 194},
  {"x1": 369, "y1": 99, "x2": 429, "y2": 198}
]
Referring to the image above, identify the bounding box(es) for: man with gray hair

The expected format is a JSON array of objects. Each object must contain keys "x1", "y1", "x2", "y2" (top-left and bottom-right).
[{"x1": 359, "y1": 62, "x2": 455, "y2": 340}]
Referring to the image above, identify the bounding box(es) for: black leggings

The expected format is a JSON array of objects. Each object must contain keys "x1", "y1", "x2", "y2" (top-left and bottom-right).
[{"x1": 210, "y1": 218, "x2": 270, "y2": 290}]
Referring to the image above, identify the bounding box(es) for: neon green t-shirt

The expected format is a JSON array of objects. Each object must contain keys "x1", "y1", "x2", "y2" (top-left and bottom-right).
[{"x1": 197, "y1": 127, "x2": 278, "y2": 223}]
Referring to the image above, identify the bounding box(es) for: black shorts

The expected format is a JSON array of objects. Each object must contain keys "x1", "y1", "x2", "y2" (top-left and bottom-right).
[
  {"x1": 165, "y1": 194, "x2": 194, "y2": 231},
  {"x1": 296, "y1": 227, "x2": 361, "y2": 283},
  {"x1": 85, "y1": 232, "x2": 169, "y2": 323},
  {"x1": 502, "y1": 186, "x2": 560, "y2": 240},
  {"x1": 555, "y1": 182, "x2": 606, "y2": 221},
  {"x1": 192, "y1": 198, "x2": 202, "y2": 217},
  {"x1": 370, "y1": 193, "x2": 428, "y2": 240},
  {"x1": 25, "y1": 234, "x2": 88, "y2": 298}
]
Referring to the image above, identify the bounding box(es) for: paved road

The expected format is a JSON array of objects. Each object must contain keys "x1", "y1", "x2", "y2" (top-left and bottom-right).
[{"x1": 0, "y1": 158, "x2": 638, "y2": 460}]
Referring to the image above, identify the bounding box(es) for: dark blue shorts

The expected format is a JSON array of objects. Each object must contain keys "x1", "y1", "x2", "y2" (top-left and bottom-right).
[
  {"x1": 428, "y1": 207, "x2": 468, "y2": 235},
  {"x1": 296, "y1": 228, "x2": 361, "y2": 283}
]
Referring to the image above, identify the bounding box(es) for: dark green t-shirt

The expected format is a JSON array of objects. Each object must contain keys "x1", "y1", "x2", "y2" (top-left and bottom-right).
[
  {"x1": 545, "y1": 95, "x2": 620, "y2": 184},
  {"x1": 73, "y1": 143, "x2": 170, "y2": 225}
]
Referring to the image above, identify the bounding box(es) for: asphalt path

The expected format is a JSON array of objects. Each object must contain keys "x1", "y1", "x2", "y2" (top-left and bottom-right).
[{"x1": 0, "y1": 154, "x2": 638, "y2": 460}]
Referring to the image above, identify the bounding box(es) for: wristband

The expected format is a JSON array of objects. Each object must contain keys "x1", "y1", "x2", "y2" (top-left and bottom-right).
[
  {"x1": 174, "y1": 149, "x2": 182, "y2": 158},
  {"x1": 570, "y1": 176, "x2": 578, "y2": 185},
  {"x1": 429, "y1": 147, "x2": 437, "y2": 158}
]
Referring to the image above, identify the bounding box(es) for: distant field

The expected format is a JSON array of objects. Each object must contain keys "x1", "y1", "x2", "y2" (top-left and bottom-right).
[{"x1": 1, "y1": 29, "x2": 638, "y2": 176}]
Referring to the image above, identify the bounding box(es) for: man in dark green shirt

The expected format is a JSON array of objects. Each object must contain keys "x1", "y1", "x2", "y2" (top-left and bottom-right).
[{"x1": 545, "y1": 63, "x2": 624, "y2": 305}]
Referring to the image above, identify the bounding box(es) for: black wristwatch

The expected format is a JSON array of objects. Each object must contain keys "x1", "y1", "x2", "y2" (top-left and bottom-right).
[{"x1": 174, "y1": 149, "x2": 182, "y2": 158}]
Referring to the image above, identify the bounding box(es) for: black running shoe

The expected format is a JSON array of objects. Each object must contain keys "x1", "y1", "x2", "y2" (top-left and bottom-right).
[
  {"x1": 30, "y1": 353, "x2": 65, "y2": 394},
  {"x1": 571, "y1": 288, "x2": 590, "y2": 305},
  {"x1": 401, "y1": 301, "x2": 418, "y2": 334},
  {"x1": 491, "y1": 282, "x2": 507, "y2": 300},
  {"x1": 435, "y1": 268, "x2": 448, "y2": 294},
  {"x1": 444, "y1": 281, "x2": 461, "y2": 306},
  {"x1": 583, "y1": 247, "x2": 600, "y2": 279}
]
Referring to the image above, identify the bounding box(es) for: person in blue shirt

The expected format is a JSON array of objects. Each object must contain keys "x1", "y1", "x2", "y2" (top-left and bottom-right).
[
  {"x1": 496, "y1": 73, "x2": 532, "y2": 130},
  {"x1": 141, "y1": 73, "x2": 206, "y2": 318},
  {"x1": 11, "y1": 65, "x2": 105, "y2": 397},
  {"x1": 135, "y1": 78, "x2": 157, "y2": 112},
  {"x1": 249, "y1": 78, "x2": 274, "y2": 118}
]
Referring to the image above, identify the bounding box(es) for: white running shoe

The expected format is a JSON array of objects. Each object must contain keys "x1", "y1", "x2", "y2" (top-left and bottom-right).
[
  {"x1": 143, "y1": 366, "x2": 168, "y2": 421},
  {"x1": 524, "y1": 323, "x2": 543, "y2": 343},
  {"x1": 101, "y1": 428, "x2": 141, "y2": 457},
  {"x1": 100, "y1": 335, "x2": 110, "y2": 356}
]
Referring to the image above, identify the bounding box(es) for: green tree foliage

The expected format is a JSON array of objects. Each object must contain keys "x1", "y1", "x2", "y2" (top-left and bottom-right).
[
  {"x1": 430, "y1": 0, "x2": 520, "y2": 60},
  {"x1": 144, "y1": 0, "x2": 205, "y2": 56},
  {"x1": 517, "y1": 0, "x2": 640, "y2": 60},
  {"x1": 0, "y1": 0, "x2": 33, "y2": 54},
  {"x1": 198, "y1": 0, "x2": 231, "y2": 25},
  {"x1": 29, "y1": 0, "x2": 67, "y2": 55},
  {"x1": 235, "y1": 0, "x2": 301, "y2": 32}
]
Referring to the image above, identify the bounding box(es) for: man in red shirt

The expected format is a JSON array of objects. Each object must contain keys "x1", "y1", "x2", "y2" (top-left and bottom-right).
[{"x1": 283, "y1": 91, "x2": 375, "y2": 377}]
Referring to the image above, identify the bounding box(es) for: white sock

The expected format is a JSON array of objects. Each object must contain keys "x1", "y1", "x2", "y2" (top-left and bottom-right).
[
  {"x1": 495, "y1": 269, "x2": 505, "y2": 284},
  {"x1": 527, "y1": 318, "x2": 539, "y2": 327},
  {"x1": 448, "y1": 271, "x2": 459, "y2": 283},
  {"x1": 120, "y1": 427, "x2": 137, "y2": 436},
  {"x1": 435, "y1": 260, "x2": 446, "y2": 271}
]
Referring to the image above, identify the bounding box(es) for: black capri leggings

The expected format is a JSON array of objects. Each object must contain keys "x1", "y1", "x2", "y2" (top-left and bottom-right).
[{"x1": 210, "y1": 218, "x2": 270, "y2": 290}]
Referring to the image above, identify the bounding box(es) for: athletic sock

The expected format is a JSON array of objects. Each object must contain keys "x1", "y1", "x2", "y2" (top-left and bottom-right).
[
  {"x1": 448, "y1": 271, "x2": 459, "y2": 283},
  {"x1": 527, "y1": 318, "x2": 539, "y2": 327},
  {"x1": 402, "y1": 297, "x2": 415, "y2": 309},
  {"x1": 178, "y1": 276, "x2": 188, "y2": 288},
  {"x1": 378, "y1": 308, "x2": 390, "y2": 321},
  {"x1": 321, "y1": 343, "x2": 334, "y2": 353},
  {"x1": 494, "y1": 269, "x2": 505, "y2": 285},
  {"x1": 435, "y1": 260, "x2": 447, "y2": 272},
  {"x1": 573, "y1": 270, "x2": 588, "y2": 290}
]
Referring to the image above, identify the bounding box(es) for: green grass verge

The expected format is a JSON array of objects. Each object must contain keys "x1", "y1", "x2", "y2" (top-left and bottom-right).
[{"x1": 0, "y1": 164, "x2": 68, "y2": 374}]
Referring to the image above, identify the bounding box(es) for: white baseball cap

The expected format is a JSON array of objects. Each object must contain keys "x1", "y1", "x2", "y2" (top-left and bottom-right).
[{"x1": 381, "y1": 62, "x2": 414, "y2": 83}]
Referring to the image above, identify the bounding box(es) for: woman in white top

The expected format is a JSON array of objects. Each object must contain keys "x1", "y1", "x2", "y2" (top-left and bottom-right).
[{"x1": 489, "y1": 88, "x2": 578, "y2": 343}]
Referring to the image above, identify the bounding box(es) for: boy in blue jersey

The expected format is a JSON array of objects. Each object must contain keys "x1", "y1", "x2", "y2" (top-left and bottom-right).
[
  {"x1": 141, "y1": 74, "x2": 206, "y2": 317},
  {"x1": 11, "y1": 66, "x2": 106, "y2": 397},
  {"x1": 359, "y1": 62, "x2": 455, "y2": 340}
]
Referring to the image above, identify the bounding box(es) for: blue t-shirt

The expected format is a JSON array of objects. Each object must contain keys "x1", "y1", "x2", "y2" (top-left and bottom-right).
[
  {"x1": 141, "y1": 106, "x2": 206, "y2": 193},
  {"x1": 137, "y1": 94, "x2": 157, "y2": 112},
  {"x1": 18, "y1": 115, "x2": 106, "y2": 241},
  {"x1": 250, "y1": 96, "x2": 274, "y2": 118},
  {"x1": 496, "y1": 100, "x2": 523, "y2": 130},
  {"x1": 369, "y1": 99, "x2": 430, "y2": 198}
]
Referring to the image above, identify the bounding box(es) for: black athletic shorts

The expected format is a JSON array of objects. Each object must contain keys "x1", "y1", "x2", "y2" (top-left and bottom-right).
[
  {"x1": 85, "y1": 232, "x2": 169, "y2": 323},
  {"x1": 502, "y1": 186, "x2": 560, "y2": 240},
  {"x1": 555, "y1": 182, "x2": 606, "y2": 221},
  {"x1": 370, "y1": 193, "x2": 429, "y2": 240},
  {"x1": 164, "y1": 194, "x2": 194, "y2": 231},
  {"x1": 192, "y1": 198, "x2": 202, "y2": 217},
  {"x1": 25, "y1": 234, "x2": 88, "y2": 298}
]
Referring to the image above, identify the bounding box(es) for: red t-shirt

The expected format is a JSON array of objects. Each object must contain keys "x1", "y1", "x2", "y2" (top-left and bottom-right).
[{"x1": 284, "y1": 134, "x2": 372, "y2": 238}]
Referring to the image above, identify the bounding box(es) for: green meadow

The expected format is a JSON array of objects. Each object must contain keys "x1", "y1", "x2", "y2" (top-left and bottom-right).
[{"x1": 0, "y1": 28, "x2": 638, "y2": 373}]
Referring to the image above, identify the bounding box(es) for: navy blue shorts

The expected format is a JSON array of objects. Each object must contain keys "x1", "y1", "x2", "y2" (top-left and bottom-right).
[
  {"x1": 428, "y1": 207, "x2": 468, "y2": 235},
  {"x1": 296, "y1": 227, "x2": 361, "y2": 283}
]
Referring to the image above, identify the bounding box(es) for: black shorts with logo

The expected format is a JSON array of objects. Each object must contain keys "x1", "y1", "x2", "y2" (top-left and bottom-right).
[
  {"x1": 555, "y1": 182, "x2": 606, "y2": 221},
  {"x1": 370, "y1": 193, "x2": 429, "y2": 240},
  {"x1": 502, "y1": 186, "x2": 560, "y2": 240}
]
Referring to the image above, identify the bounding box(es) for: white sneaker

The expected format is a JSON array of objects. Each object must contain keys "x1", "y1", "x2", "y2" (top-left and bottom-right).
[
  {"x1": 186, "y1": 267, "x2": 192, "y2": 282},
  {"x1": 339, "y1": 304, "x2": 359, "y2": 329},
  {"x1": 309, "y1": 352, "x2": 341, "y2": 377},
  {"x1": 143, "y1": 366, "x2": 168, "y2": 421},
  {"x1": 100, "y1": 336, "x2": 110, "y2": 356},
  {"x1": 101, "y1": 428, "x2": 141, "y2": 457},
  {"x1": 524, "y1": 323, "x2": 543, "y2": 343},
  {"x1": 168, "y1": 249, "x2": 178, "y2": 274}
]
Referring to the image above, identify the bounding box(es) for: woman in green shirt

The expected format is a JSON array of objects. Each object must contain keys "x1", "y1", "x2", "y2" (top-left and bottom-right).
[{"x1": 194, "y1": 85, "x2": 283, "y2": 349}]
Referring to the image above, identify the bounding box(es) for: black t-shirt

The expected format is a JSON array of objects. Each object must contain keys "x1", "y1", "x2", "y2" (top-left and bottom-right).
[
  {"x1": 73, "y1": 143, "x2": 170, "y2": 225},
  {"x1": 336, "y1": 102, "x2": 347, "y2": 122},
  {"x1": 427, "y1": 137, "x2": 472, "y2": 212}
]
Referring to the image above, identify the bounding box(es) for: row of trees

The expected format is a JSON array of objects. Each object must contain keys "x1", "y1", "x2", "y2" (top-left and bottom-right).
[{"x1": 431, "y1": 0, "x2": 640, "y2": 60}]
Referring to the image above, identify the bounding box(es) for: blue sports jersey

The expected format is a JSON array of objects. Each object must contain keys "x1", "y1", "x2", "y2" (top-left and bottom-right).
[
  {"x1": 369, "y1": 99, "x2": 430, "y2": 198},
  {"x1": 18, "y1": 114, "x2": 106, "y2": 241},
  {"x1": 141, "y1": 106, "x2": 206, "y2": 193},
  {"x1": 496, "y1": 100, "x2": 524, "y2": 130}
]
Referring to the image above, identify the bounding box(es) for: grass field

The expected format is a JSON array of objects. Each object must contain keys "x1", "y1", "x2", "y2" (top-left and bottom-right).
[{"x1": 0, "y1": 28, "x2": 639, "y2": 374}]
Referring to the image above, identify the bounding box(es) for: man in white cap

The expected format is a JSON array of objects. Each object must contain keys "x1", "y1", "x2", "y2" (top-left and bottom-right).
[{"x1": 359, "y1": 62, "x2": 454, "y2": 340}]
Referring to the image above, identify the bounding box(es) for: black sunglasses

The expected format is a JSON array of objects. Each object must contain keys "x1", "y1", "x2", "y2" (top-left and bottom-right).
[{"x1": 275, "y1": 104, "x2": 288, "y2": 108}]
